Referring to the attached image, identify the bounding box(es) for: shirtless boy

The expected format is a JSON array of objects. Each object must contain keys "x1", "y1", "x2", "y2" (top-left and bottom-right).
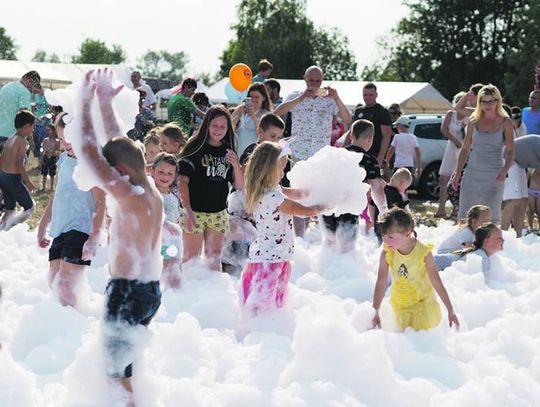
[
  {"x1": 74, "y1": 69, "x2": 163, "y2": 403},
  {"x1": 0, "y1": 109, "x2": 36, "y2": 231}
]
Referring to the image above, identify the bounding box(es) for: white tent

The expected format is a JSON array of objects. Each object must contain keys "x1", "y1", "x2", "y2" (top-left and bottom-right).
[
  {"x1": 0, "y1": 60, "x2": 131, "y2": 89},
  {"x1": 206, "y1": 78, "x2": 452, "y2": 114}
]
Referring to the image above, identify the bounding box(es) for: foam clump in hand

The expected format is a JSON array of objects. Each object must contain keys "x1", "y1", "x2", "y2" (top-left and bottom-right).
[{"x1": 287, "y1": 146, "x2": 370, "y2": 216}]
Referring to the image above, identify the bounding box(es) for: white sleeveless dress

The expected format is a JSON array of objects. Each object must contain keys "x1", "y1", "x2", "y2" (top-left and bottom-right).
[{"x1": 439, "y1": 111, "x2": 468, "y2": 176}]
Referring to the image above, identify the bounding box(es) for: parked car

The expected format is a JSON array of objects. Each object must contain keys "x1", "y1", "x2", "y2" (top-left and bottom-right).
[{"x1": 337, "y1": 113, "x2": 447, "y2": 199}]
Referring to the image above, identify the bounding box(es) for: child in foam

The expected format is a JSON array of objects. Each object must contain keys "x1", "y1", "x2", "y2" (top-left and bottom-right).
[
  {"x1": 434, "y1": 223, "x2": 504, "y2": 274},
  {"x1": 437, "y1": 205, "x2": 492, "y2": 254},
  {"x1": 75, "y1": 69, "x2": 164, "y2": 402},
  {"x1": 151, "y1": 152, "x2": 182, "y2": 290},
  {"x1": 241, "y1": 141, "x2": 323, "y2": 314},
  {"x1": 372, "y1": 208, "x2": 460, "y2": 331},
  {"x1": 39, "y1": 124, "x2": 61, "y2": 191},
  {"x1": 178, "y1": 106, "x2": 244, "y2": 271},
  {"x1": 37, "y1": 112, "x2": 106, "y2": 307}
]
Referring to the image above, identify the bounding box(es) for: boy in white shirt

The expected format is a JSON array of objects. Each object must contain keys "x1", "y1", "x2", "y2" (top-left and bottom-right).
[{"x1": 384, "y1": 116, "x2": 422, "y2": 178}]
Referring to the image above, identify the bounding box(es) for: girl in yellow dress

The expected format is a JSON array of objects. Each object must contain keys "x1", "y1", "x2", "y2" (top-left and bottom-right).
[{"x1": 372, "y1": 208, "x2": 460, "y2": 331}]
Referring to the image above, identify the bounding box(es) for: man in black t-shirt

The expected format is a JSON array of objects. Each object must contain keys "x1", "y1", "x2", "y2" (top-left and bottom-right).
[
  {"x1": 321, "y1": 120, "x2": 388, "y2": 253},
  {"x1": 352, "y1": 83, "x2": 392, "y2": 166}
]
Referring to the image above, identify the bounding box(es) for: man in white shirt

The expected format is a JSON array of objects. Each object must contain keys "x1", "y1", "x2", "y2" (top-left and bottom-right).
[{"x1": 130, "y1": 71, "x2": 156, "y2": 111}]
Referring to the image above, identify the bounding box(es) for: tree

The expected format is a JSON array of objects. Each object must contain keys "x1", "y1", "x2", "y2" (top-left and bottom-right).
[
  {"x1": 364, "y1": 0, "x2": 531, "y2": 101},
  {"x1": 72, "y1": 39, "x2": 126, "y2": 64},
  {"x1": 136, "y1": 50, "x2": 188, "y2": 83},
  {"x1": 0, "y1": 27, "x2": 17, "y2": 60},
  {"x1": 32, "y1": 49, "x2": 60, "y2": 63},
  {"x1": 219, "y1": 0, "x2": 357, "y2": 80}
]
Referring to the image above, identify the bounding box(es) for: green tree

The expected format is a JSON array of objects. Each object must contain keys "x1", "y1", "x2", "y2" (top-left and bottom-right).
[
  {"x1": 365, "y1": 0, "x2": 530, "y2": 100},
  {"x1": 136, "y1": 50, "x2": 188, "y2": 83},
  {"x1": 72, "y1": 39, "x2": 126, "y2": 64},
  {"x1": 219, "y1": 0, "x2": 357, "y2": 80},
  {"x1": 32, "y1": 49, "x2": 60, "y2": 63},
  {"x1": 0, "y1": 27, "x2": 17, "y2": 60}
]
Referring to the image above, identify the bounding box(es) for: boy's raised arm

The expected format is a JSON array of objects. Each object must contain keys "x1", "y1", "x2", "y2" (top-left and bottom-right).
[{"x1": 95, "y1": 68, "x2": 124, "y2": 142}]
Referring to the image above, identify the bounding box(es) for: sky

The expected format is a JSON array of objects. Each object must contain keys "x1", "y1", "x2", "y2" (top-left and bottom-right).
[{"x1": 2, "y1": 0, "x2": 409, "y2": 77}]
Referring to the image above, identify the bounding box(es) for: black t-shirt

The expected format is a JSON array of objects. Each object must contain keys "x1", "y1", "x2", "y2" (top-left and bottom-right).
[
  {"x1": 384, "y1": 185, "x2": 410, "y2": 209},
  {"x1": 345, "y1": 145, "x2": 382, "y2": 181},
  {"x1": 241, "y1": 141, "x2": 292, "y2": 187},
  {"x1": 178, "y1": 143, "x2": 234, "y2": 213},
  {"x1": 352, "y1": 103, "x2": 392, "y2": 158}
]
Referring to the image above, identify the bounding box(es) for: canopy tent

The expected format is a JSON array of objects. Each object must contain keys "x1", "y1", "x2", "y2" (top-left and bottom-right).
[
  {"x1": 206, "y1": 78, "x2": 452, "y2": 114},
  {"x1": 0, "y1": 60, "x2": 132, "y2": 89}
]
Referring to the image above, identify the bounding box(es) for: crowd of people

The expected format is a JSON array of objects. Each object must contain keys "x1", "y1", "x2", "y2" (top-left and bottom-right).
[{"x1": 1, "y1": 59, "x2": 540, "y2": 403}]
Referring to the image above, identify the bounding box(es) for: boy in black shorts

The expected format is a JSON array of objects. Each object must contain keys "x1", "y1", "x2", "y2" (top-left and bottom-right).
[
  {"x1": 75, "y1": 69, "x2": 164, "y2": 403},
  {"x1": 321, "y1": 119, "x2": 388, "y2": 253},
  {"x1": 39, "y1": 124, "x2": 60, "y2": 190}
]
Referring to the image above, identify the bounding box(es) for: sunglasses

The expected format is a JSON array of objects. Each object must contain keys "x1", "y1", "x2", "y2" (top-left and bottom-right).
[{"x1": 480, "y1": 99, "x2": 498, "y2": 105}]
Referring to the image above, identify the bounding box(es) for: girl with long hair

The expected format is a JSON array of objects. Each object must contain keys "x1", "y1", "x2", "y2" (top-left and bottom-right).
[{"x1": 177, "y1": 105, "x2": 244, "y2": 271}]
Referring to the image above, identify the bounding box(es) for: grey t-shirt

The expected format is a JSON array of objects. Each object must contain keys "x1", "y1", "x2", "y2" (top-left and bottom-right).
[{"x1": 513, "y1": 134, "x2": 540, "y2": 168}]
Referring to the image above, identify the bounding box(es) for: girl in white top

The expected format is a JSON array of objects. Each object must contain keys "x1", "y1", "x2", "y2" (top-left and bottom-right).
[
  {"x1": 240, "y1": 141, "x2": 322, "y2": 314},
  {"x1": 437, "y1": 205, "x2": 491, "y2": 254},
  {"x1": 232, "y1": 83, "x2": 273, "y2": 156},
  {"x1": 435, "y1": 91, "x2": 469, "y2": 218}
]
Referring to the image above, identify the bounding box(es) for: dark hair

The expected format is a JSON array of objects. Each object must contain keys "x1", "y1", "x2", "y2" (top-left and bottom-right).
[
  {"x1": 160, "y1": 124, "x2": 185, "y2": 144},
  {"x1": 103, "y1": 136, "x2": 146, "y2": 172},
  {"x1": 469, "y1": 83, "x2": 484, "y2": 96},
  {"x1": 378, "y1": 207, "x2": 415, "y2": 236},
  {"x1": 247, "y1": 82, "x2": 273, "y2": 112},
  {"x1": 502, "y1": 103, "x2": 511, "y2": 116},
  {"x1": 14, "y1": 109, "x2": 35, "y2": 129},
  {"x1": 192, "y1": 92, "x2": 209, "y2": 107},
  {"x1": 511, "y1": 106, "x2": 523, "y2": 126},
  {"x1": 180, "y1": 105, "x2": 236, "y2": 158},
  {"x1": 363, "y1": 82, "x2": 377, "y2": 91},
  {"x1": 456, "y1": 222, "x2": 499, "y2": 256},
  {"x1": 22, "y1": 70, "x2": 41, "y2": 84},
  {"x1": 152, "y1": 152, "x2": 178, "y2": 174},
  {"x1": 258, "y1": 59, "x2": 273, "y2": 72},
  {"x1": 351, "y1": 119, "x2": 374, "y2": 140},
  {"x1": 265, "y1": 78, "x2": 281, "y2": 93},
  {"x1": 259, "y1": 113, "x2": 285, "y2": 131},
  {"x1": 388, "y1": 103, "x2": 402, "y2": 115},
  {"x1": 181, "y1": 77, "x2": 197, "y2": 90}
]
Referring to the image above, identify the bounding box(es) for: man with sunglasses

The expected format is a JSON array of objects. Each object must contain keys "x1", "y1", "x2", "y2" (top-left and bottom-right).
[{"x1": 523, "y1": 90, "x2": 540, "y2": 134}]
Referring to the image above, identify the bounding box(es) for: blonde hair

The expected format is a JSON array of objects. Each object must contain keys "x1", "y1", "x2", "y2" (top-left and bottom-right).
[
  {"x1": 466, "y1": 205, "x2": 491, "y2": 229},
  {"x1": 245, "y1": 141, "x2": 283, "y2": 214},
  {"x1": 143, "y1": 129, "x2": 161, "y2": 147},
  {"x1": 471, "y1": 84, "x2": 508, "y2": 123},
  {"x1": 452, "y1": 91, "x2": 467, "y2": 107},
  {"x1": 391, "y1": 168, "x2": 413, "y2": 186}
]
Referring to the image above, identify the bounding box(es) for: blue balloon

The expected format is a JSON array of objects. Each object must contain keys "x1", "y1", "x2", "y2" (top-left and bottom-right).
[{"x1": 225, "y1": 81, "x2": 247, "y2": 104}]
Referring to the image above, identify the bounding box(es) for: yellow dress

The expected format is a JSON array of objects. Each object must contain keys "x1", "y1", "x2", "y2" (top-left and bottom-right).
[{"x1": 384, "y1": 241, "x2": 441, "y2": 331}]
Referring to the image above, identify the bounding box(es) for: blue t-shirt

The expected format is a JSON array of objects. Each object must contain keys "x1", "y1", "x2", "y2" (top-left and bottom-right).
[
  {"x1": 523, "y1": 107, "x2": 540, "y2": 134},
  {"x1": 50, "y1": 153, "x2": 94, "y2": 238},
  {"x1": 0, "y1": 82, "x2": 32, "y2": 138}
]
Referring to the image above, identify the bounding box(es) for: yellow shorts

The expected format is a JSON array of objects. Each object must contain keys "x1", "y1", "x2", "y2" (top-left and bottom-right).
[
  {"x1": 392, "y1": 296, "x2": 441, "y2": 331},
  {"x1": 181, "y1": 209, "x2": 229, "y2": 235}
]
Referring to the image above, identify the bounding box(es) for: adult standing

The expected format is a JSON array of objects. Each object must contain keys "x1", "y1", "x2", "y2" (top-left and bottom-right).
[
  {"x1": 523, "y1": 90, "x2": 540, "y2": 134},
  {"x1": 352, "y1": 83, "x2": 392, "y2": 166},
  {"x1": 274, "y1": 65, "x2": 351, "y2": 235},
  {"x1": 274, "y1": 65, "x2": 351, "y2": 162},
  {"x1": 0, "y1": 71, "x2": 42, "y2": 142},
  {"x1": 434, "y1": 92, "x2": 468, "y2": 218},
  {"x1": 452, "y1": 85, "x2": 515, "y2": 224},
  {"x1": 231, "y1": 82, "x2": 273, "y2": 156},
  {"x1": 167, "y1": 78, "x2": 205, "y2": 136},
  {"x1": 130, "y1": 71, "x2": 156, "y2": 111},
  {"x1": 265, "y1": 79, "x2": 282, "y2": 106}
]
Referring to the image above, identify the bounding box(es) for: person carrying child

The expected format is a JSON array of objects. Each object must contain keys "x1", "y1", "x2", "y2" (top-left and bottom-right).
[
  {"x1": 178, "y1": 105, "x2": 244, "y2": 271},
  {"x1": 241, "y1": 141, "x2": 323, "y2": 313},
  {"x1": 39, "y1": 124, "x2": 61, "y2": 191},
  {"x1": 372, "y1": 208, "x2": 460, "y2": 331},
  {"x1": 75, "y1": 69, "x2": 163, "y2": 401},
  {"x1": 151, "y1": 152, "x2": 182, "y2": 289},
  {"x1": 437, "y1": 205, "x2": 492, "y2": 254},
  {"x1": 37, "y1": 112, "x2": 106, "y2": 307},
  {"x1": 321, "y1": 119, "x2": 388, "y2": 253},
  {"x1": 383, "y1": 116, "x2": 422, "y2": 178},
  {"x1": 434, "y1": 223, "x2": 503, "y2": 274},
  {"x1": 0, "y1": 110, "x2": 36, "y2": 231}
]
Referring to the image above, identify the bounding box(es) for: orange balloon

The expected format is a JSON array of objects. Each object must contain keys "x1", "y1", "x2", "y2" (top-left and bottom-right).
[{"x1": 229, "y1": 63, "x2": 253, "y2": 92}]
